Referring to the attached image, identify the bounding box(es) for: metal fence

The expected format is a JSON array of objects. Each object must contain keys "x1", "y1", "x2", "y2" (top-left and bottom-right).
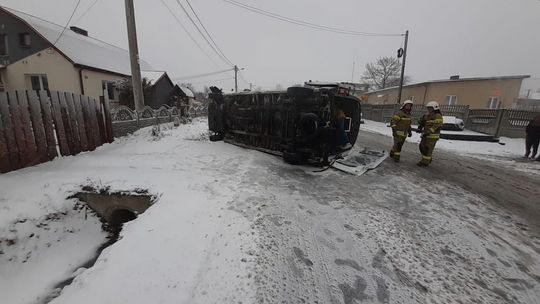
[{"x1": 362, "y1": 103, "x2": 539, "y2": 138}]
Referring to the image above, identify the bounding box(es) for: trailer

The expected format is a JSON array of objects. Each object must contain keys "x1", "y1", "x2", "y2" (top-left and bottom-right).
[{"x1": 208, "y1": 82, "x2": 362, "y2": 166}]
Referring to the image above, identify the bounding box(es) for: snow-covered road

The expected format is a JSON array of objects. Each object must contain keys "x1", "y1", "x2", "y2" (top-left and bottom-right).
[{"x1": 1, "y1": 118, "x2": 539, "y2": 304}]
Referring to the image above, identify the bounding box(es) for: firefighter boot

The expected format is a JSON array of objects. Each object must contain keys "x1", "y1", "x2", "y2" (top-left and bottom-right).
[{"x1": 393, "y1": 152, "x2": 401, "y2": 162}]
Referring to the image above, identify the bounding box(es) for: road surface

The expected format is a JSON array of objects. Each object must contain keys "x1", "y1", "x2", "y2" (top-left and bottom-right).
[{"x1": 228, "y1": 130, "x2": 540, "y2": 304}]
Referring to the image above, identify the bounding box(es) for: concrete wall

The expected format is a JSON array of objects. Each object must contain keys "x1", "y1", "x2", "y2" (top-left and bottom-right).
[{"x1": 365, "y1": 78, "x2": 525, "y2": 109}]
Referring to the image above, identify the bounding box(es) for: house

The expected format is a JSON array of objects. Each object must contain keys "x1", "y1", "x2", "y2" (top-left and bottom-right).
[
  {"x1": 140, "y1": 71, "x2": 177, "y2": 109},
  {"x1": 363, "y1": 75, "x2": 530, "y2": 109},
  {"x1": 173, "y1": 84, "x2": 195, "y2": 116},
  {"x1": 0, "y1": 6, "x2": 153, "y2": 102}
]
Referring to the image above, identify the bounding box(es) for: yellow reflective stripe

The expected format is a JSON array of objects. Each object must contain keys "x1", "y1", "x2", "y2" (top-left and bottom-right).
[
  {"x1": 390, "y1": 125, "x2": 397, "y2": 128},
  {"x1": 400, "y1": 118, "x2": 412, "y2": 121},
  {"x1": 422, "y1": 156, "x2": 432, "y2": 160},
  {"x1": 395, "y1": 131, "x2": 406, "y2": 136},
  {"x1": 434, "y1": 119, "x2": 443, "y2": 123},
  {"x1": 392, "y1": 115, "x2": 401, "y2": 120},
  {"x1": 394, "y1": 152, "x2": 401, "y2": 155},
  {"x1": 426, "y1": 134, "x2": 440, "y2": 139}
]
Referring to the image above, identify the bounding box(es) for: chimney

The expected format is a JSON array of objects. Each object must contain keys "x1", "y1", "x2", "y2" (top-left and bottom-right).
[
  {"x1": 450, "y1": 75, "x2": 460, "y2": 80},
  {"x1": 70, "y1": 26, "x2": 88, "y2": 36}
]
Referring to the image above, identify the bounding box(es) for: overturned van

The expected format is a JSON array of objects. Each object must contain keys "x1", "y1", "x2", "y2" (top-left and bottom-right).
[{"x1": 208, "y1": 82, "x2": 362, "y2": 166}]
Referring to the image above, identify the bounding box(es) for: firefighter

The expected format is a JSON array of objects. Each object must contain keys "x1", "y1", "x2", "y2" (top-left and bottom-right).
[
  {"x1": 525, "y1": 114, "x2": 540, "y2": 160},
  {"x1": 389, "y1": 100, "x2": 413, "y2": 162},
  {"x1": 416, "y1": 101, "x2": 443, "y2": 167}
]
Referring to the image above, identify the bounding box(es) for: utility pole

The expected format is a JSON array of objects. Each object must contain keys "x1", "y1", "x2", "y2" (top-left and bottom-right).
[
  {"x1": 397, "y1": 30, "x2": 409, "y2": 104},
  {"x1": 234, "y1": 65, "x2": 238, "y2": 93},
  {"x1": 351, "y1": 58, "x2": 355, "y2": 83},
  {"x1": 124, "y1": 0, "x2": 144, "y2": 111},
  {"x1": 249, "y1": 83, "x2": 253, "y2": 91}
]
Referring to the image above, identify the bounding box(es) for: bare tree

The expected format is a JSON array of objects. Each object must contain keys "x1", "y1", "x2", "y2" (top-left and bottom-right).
[
  {"x1": 115, "y1": 77, "x2": 154, "y2": 109},
  {"x1": 361, "y1": 56, "x2": 410, "y2": 90}
]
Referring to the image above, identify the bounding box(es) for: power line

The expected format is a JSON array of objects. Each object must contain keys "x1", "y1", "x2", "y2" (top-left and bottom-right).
[
  {"x1": 173, "y1": 0, "x2": 233, "y2": 66},
  {"x1": 223, "y1": 0, "x2": 403, "y2": 37},
  {"x1": 190, "y1": 76, "x2": 235, "y2": 85},
  {"x1": 73, "y1": 0, "x2": 99, "y2": 24},
  {"x1": 185, "y1": 0, "x2": 234, "y2": 66},
  {"x1": 53, "y1": 0, "x2": 82, "y2": 46},
  {"x1": 160, "y1": 0, "x2": 221, "y2": 68},
  {"x1": 173, "y1": 68, "x2": 235, "y2": 81}
]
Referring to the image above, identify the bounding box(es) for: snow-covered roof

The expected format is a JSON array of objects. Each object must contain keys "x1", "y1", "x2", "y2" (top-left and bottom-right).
[
  {"x1": 4, "y1": 7, "x2": 153, "y2": 76},
  {"x1": 141, "y1": 71, "x2": 165, "y2": 84},
  {"x1": 178, "y1": 85, "x2": 194, "y2": 98}
]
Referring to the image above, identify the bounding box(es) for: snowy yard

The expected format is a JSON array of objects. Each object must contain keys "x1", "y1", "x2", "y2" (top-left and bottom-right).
[
  {"x1": 361, "y1": 119, "x2": 540, "y2": 175},
  {"x1": 1, "y1": 118, "x2": 539, "y2": 304}
]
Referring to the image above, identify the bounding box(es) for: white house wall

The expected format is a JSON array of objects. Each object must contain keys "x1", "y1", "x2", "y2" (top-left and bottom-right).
[
  {"x1": 4, "y1": 48, "x2": 79, "y2": 94},
  {"x1": 4, "y1": 47, "x2": 127, "y2": 101},
  {"x1": 81, "y1": 69, "x2": 125, "y2": 102}
]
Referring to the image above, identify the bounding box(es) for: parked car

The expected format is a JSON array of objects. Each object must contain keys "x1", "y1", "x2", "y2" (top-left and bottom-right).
[
  {"x1": 208, "y1": 83, "x2": 362, "y2": 165},
  {"x1": 442, "y1": 116, "x2": 465, "y2": 131}
]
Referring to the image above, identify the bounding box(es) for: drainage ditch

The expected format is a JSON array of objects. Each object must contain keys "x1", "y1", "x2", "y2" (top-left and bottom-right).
[{"x1": 42, "y1": 187, "x2": 157, "y2": 303}]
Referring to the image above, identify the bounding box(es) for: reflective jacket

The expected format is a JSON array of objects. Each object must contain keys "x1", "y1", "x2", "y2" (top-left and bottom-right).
[
  {"x1": 419, "y1": 112, "x2": 443, "y2": 140},
  {"x1": 390, "y1": 110, "x2": 412, "y2": 138}
]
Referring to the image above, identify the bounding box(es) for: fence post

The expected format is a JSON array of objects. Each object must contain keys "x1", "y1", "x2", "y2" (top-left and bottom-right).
[
  {"x1": 494, "y1": 109, "x2": 506, "y2": 137},
  {"x1": 102, "y1": 90, "x2": 114, "y2": 143},
  {"x1": 463, "y1": 105, "x2": 470, "y2": 125}
]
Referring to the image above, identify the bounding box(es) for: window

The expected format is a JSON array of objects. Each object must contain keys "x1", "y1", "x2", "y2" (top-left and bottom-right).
[
  {"x1": 27, "y1": 75, "x2": 49, "y2": 91},
  {"x1": 487, "y1": 97, "x2": 500, "y2": 109},
  {"x1": 0, "y1": 34, "x2": 7, "y2": 56},
  {"x1": 445, "y1": 95, "x2": 458, "y2": 105},
  {"x1": 19, "y1": 33, "x2": 31, "y2": 47},
  {"x1": 102, "y1": 81, "x2": 117, "y2": 101}
]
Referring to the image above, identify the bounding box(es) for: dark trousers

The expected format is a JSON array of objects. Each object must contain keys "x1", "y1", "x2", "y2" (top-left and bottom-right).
[
  {"x1": 334, "y1": 119, "x2": 350, "y2": 146},
  {"x1": 391, "y1": 133, "x2": 406, "y2": 160},
  {"x1": 525, "y1": 133, "x2": 540, "y2": 158},
  {"x1": 419, "y1": 138, "x2": 438, "y2": 165}
]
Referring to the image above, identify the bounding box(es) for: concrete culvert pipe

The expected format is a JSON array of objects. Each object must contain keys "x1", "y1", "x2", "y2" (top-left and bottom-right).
[{"x1": 109, "y1": 209, "x2": 137, "y2": 225}]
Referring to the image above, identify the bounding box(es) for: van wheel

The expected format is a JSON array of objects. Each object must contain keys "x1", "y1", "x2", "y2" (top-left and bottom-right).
[
  {"x1": 209, "y1": 134, "x2": 224, "y2": 142},
  {"x1": 287, "y1": 86, "x2": 314, "y2": 98},
  {"x1": 283, "y1": 151, "x2": 305, "y2": 165}
]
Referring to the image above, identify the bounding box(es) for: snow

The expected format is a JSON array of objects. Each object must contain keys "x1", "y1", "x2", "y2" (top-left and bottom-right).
[
  {"x1": 141, "y1": 71, "x2": 166, "y2": 84},
  {"x1": 179, "y1": 85, "x2": 195, "y2": 98},
  {"x1": 1, "y1": 118, "x2": 539, "y2": 303},
  {"x1": 4, "y1": 7, "x2": 153, "y2": 75},
  {"x1": 361, "y1": 119, "x2": 540, "y2": 175},
  {"x1": 361, "y1": 119, "x2": 526, "y2": 157},
  {"x1": 0, "y1": 120, "x2": 257, "y2": 304}
]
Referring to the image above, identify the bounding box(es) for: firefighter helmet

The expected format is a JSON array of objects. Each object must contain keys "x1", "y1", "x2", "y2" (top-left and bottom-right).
[
  {"x1": 401, "y1": 100, "x2": 414, "y2": 109},
  {"x1": 426, "y1": 101, "x2": 440, "y2": 110}
]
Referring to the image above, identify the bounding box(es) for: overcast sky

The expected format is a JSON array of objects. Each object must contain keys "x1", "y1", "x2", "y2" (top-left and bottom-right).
[{"x1": 1, "y1": 0, "x2": 540, "y2": 92}]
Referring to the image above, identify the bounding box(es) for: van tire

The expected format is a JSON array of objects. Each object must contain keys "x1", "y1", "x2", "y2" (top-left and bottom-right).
[
  {"x1": 287, "y1": 86, "x2": 314, "y2": 98},
  {"x1": 283, "y1": 151, "x2": 305, "y2": 165},
  {"x1": 209, "y1": 134, "x2": 224, "y2": 142}
]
